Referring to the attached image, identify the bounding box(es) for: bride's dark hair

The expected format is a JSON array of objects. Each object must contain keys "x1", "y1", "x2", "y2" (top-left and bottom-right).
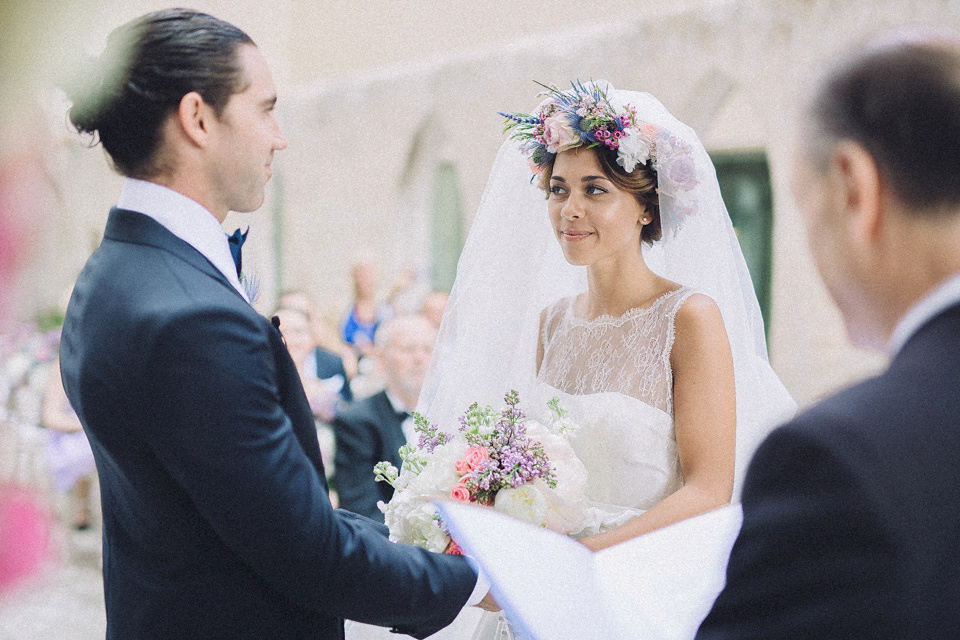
[
  {"x1": 64, "y1": 8, "x2": 253, "y2": 179},
  {"x1": 537, "y1": 146, "x2": 662, "y2": 244}
]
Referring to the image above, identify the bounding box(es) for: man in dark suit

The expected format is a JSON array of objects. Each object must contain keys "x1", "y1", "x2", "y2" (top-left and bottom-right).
[
  {"x1": 59, "y1": 9, "x2": 489, "y2": 639},
  {"x1": 697, "y1": 29, "x2": 960, "y2": 639},
  {"x1": 334, "y1": 314, "x2": 436, "y2": 522}
]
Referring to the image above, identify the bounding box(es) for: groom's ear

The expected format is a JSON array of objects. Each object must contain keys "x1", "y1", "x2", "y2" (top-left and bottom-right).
[{"x1": 177, "y1": 91, "x2": 214, "y2": 148}]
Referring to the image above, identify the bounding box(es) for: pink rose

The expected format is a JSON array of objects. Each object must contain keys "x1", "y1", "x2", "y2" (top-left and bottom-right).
[
  {"x1": 454, "y1": 459, "x2": 471, "y2": 476},
  {"x1": 465, "y1": 446, "x2": 489, "y2": 471},
  {"x1": 450, "y1": 483, "x2": 471, "y2": 503},
  {"x1": 637, "y1": 122, "x2": 657, "y2": 139},
  {"x1": 542, "y1": 115, "x2": 580, "y2": 153},
  {"x1": 445, "y1": 538, "x2": 464, "y2": 555},
  {"x1": 665, "y1": 154, "x2": 697, "y2": 192}
]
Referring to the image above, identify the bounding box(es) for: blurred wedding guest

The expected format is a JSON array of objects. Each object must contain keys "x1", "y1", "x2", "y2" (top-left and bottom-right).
[
  {"x1": 333, "y1": 314, "x2": 436, "y2": 522},
  {"x1": 385, "y1": 264, "x2": 427, "y2": 315},
  {"x1": 273, "y1": 306, "x2": 344, "y2": 418},
  {"x1": 273, "y1": 307, "x2": 345, "y2": 497},
  {"x1": 314, "y1": 309, "x2": 360, "y2": 380},
  {"x1": 41, "y1": 354, "x2": 96, "y2": 530},
  {"x1": 278, "y1": 288, "x2": 359, "y2": 382},
  {"x1": 698, "y1": 28, "x2": 960, "y2": 639},
  {"x1": 342, "y1": 260, "x2": 393, "y2": 362},
  {"x1": 419, "y1": 290, "x2": 449, "y2": 328}
]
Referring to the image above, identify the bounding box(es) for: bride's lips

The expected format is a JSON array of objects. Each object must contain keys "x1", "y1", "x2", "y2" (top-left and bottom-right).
[{"x1": 561, "y1": 230, "x2": 592, "y2": 241}]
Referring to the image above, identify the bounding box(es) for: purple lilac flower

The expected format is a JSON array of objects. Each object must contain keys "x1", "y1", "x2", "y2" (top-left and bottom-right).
[
  {"x1": 458, "y1": 390, "x2": 557, "y2": 504},
  {"x1": 413, "y1": 412, "x2": 450, "y2": 453}
]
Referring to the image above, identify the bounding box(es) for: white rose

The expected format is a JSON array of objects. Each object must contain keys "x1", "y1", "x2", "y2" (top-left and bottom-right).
[
  {"x1": 382, "y1": 493, "x2": 421, "y2": 544},
  {"x1": 525, "y1": 422, "x2": 589, "y2": 534},
  {"x1": 407, "y1": 503, "x2": 449, "y2": 552},
  {"x1": 616, "y1": 128, "x2": 652, "y2": 173},
  {"x1": 494, "y1": 484, "x2": 549, "y2": 527}
]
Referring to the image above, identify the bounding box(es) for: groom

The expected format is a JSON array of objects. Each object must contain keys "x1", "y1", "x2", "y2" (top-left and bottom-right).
[
  {"x1": 698, "y1": 28, "x2": 960, "y2": 638},
  {"x1": 59, "y1": 9, "x2": 487, "y2": 639}
]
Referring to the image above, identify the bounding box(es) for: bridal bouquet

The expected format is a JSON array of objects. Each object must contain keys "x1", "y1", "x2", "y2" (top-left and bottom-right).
[{"x1": 374, "y1": 390, "x2": 588, "y2": 553}]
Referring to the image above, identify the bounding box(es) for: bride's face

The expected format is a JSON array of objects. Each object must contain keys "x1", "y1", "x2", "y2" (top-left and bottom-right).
[{"x1": 547, "y1": 148, "x2": 646, "y2": 267}]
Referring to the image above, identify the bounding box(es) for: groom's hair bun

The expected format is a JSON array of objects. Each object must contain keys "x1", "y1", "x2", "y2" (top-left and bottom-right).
[{"x1": 64, "y1": 8, "x2": 254, "y2": 178}]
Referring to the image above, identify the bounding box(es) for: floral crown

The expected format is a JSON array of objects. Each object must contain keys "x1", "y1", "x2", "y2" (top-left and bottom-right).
[{"x1": 500, "y1": 81, "x2": 700, "y2": 221}]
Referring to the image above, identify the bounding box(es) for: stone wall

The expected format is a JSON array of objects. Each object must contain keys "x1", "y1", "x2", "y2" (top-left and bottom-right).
[{"x1": 22, "y1": 0, "x2": 960, "y2": 405}]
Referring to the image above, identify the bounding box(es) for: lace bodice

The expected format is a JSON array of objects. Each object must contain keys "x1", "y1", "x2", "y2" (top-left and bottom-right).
[{"x1": 537, "y1": 287, "x2": 694, "y2": 416}]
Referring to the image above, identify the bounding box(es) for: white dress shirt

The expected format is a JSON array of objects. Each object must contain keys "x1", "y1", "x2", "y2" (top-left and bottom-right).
[
  {"x1": 887, "y1": 271, "x2": 960, "y2": 354},
  {"x1": 383, "y1": 389, "x2": 418, "y2": 447},
  {"x1": 117, "y1": 178, "x2": 249, "y2": 303}
]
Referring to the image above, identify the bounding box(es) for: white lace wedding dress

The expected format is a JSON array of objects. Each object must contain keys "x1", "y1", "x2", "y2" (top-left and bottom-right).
[
  {"x1": 345, "y1": 286, "x2": 710, "y2": 640},
  {"x1": 535, "y1": 288, "x2": 690, "y2": 534},
  {"x1": 467, "y1": 287, "x2": 701, "y2": 640}
]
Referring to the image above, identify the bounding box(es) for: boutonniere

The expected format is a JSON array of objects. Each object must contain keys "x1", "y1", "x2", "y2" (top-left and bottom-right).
[{"x1": 240, "y1": 271, "x2": 260, "y2": 305}]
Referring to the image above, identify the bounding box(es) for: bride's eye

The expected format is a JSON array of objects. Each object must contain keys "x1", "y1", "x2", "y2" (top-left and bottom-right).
[
  {"x1": 585, "y1": 184, "x2": 607, "y2": 195},
  {"x1": 549, "y1": 184, "x2": 567, "y2": 196}
]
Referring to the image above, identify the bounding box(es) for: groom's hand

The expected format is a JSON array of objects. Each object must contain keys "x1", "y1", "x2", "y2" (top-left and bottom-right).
[{"x1": 476, "y1": 590, "x2": 500, "y2": 612}]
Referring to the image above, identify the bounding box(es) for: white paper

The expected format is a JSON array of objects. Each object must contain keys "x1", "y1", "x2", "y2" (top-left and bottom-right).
[{"x1": 438, "y1": 502, "x2": 743, "y2": 640}]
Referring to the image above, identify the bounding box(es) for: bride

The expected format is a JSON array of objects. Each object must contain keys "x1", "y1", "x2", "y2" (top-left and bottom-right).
[{"x1": 347, "y1": 82, "x2": 795, "y2": 639}]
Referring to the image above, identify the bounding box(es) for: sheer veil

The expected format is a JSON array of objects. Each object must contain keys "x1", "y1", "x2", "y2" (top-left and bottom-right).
[{"x1": 417, "y1": 84, "x2": 796, "y2": 498}]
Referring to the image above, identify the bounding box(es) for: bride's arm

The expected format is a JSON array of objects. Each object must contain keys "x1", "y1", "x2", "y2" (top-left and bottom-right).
[{"x1": 581, "y1": 293, "x2": 736, "y2": 552}]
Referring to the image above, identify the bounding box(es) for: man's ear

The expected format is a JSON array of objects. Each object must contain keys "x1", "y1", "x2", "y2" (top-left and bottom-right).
[
  {"x1": 177, "y1": 91, "x2": 212, "y2": 148},
  {"x1": 831, "y1": 140, "x2": 884, "y2": 246}
]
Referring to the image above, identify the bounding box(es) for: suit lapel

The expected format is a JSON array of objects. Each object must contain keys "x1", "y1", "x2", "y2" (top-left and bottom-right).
[
  {"x1": 104, "y1": 207, "x2": 245, "y2": 303},
  {"x1": 371, "y1": 391, "x2": 407, "y2": 469},
  {"x1": 105, "y1": 207, "x2": 329, "y2": 487}
]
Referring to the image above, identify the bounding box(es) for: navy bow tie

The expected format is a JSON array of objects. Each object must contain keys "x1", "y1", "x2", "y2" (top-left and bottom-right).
[{"x1": 227, "y1": 228, "x2": 248, "y2": 277}]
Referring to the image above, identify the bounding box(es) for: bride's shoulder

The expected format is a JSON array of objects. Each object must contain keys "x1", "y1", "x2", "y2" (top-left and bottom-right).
[
  {"x1": 672, "y1": 291, "x2": 728, "y2": 351},
  {"x1": 675, "y1": 289, "x2": 719, "y2": 314},
  {"x1": 540, "y1": 294, "x2": 579, "y2": 322}
]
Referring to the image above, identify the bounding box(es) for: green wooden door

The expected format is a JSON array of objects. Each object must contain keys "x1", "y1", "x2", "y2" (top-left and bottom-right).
[
  {"x1": 710, "y1": 151, "x2": 773, "y2": 331},
  {"x1": 430, "y1": 162, "x2": 465, "y2": 292}
]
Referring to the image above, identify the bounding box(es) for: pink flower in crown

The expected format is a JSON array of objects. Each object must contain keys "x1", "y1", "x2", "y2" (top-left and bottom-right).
[
  {"x1": 450, "y1": 482, "x2": 471, "y2": 502},
  {"x1": 464, "y1": 446, "x2": 490, "y2": 471},
  {"x1": 662, "y1": 152, "x2": 698, "y2": 192},
  {"x1": 454, "y1": 459, "x2": 472, "y2": 476},
  {"x1": 541, "y1": 114, "x2": 580, "y2": 153},
  {"x1": 636, "y1": 122, "x2": 657, "y2": 138}
]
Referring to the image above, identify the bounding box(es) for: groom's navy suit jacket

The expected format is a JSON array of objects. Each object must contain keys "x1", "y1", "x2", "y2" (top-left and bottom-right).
[
  {"x1": 697, "y1": 303, "x2": 960, "y2": 638},
  {"x1": 60, "y1": 209, "x2": 475, "y2": 640}
]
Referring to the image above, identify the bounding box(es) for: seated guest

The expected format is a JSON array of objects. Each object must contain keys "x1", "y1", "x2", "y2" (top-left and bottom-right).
[
  {"x1": 342, "y1": 260, "x2": 393, "y2": 363},
  {"x1": 277, "y1": 288, "x2": 359, "y2": 384},
  {"x1": 420, "y1": 290, "x2": 449, "y2": 329},
  {"x1": 333, "y1": 314, "x2": 436, "y2": 522},
  {"x1": 273, "y1": 307, "x2": 346, "y2": 499},
  {"x1": 275, "y1": 305, "x2": 352, "y2": 413}
]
